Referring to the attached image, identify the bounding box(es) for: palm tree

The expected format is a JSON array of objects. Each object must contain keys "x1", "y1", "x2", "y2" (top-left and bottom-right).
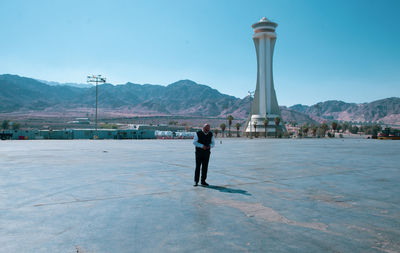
[
  {"x1": 227, "y1": 115, "x2": 234, "y2": 137},
  {"x1": 12, "y1": 123, "x2": 20, "y2": 130},
  {"x1": 1, "y1": 120, "x2": 9, "y2": 130},
  {"x1": 214, "y1": 128, "x2": 219, "y2": 138},
  {"x1": 235, "y1": 123, "x2": 241, "y2": 137},
  {"x1": 350, "y1": 125, "x2": 359, "y2": 134},
  {"x1": 320, "y1": 123, "x2": 328, "y2": 137},
  {"x1": 331, "y1": 122, "x2": 338, "y2": 135},
  {"x1": 253, "y1": 120, "x2": 258, "y2": 138},
  {"x1": 220, "y1": 123, "x2": 226, "y2": 137},
  {"x1": 302, "y1": 125, "x2": 309, "y2": 137},
  {"x1": 342, "y1": 122, "x2": 350, "y2": 133},
  {"x1": 263, "y1": 118, "x2": 269, "y2": 138},
  {"x1": 274, "y1": 117, "x2": 280, "y2": 138},
  {"x1": 311, "y1": 126, "x2": 318, "y2": 137}
]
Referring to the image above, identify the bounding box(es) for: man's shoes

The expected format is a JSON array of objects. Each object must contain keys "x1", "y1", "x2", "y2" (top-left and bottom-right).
[
  {"x1": 193, "y1": 182, "x2": 198, "y2": 187},
  {"x1": 201, "y1": 182, "x2": 209, "y2": 186}
]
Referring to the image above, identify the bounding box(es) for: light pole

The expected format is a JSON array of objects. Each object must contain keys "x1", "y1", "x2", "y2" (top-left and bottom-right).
[
  {"x1": 87, "y1": 75, "x2": 106, "y2": 139},
  {"x1": 248, "y1": 90, "x2": 254, "y2": 139}
]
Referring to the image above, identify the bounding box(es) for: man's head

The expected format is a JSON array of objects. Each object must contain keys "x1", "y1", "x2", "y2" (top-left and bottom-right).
[{"x1": 203, "y1": 124, "x2": 211, "y2": 134}]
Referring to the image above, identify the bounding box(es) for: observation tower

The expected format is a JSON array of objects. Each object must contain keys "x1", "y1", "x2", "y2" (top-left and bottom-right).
[{"x1": 245, "y1": 17, "x2": 284, "y2": 136}]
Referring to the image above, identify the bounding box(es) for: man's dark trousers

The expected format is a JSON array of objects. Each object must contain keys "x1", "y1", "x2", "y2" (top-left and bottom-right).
[{"x1": 195, "y1": 150, "x2": 210, "y2": 184}]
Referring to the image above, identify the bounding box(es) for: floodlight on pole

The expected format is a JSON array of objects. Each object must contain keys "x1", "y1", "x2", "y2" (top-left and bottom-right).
[{"x1": 87, "y1": 75, "x2": 106, "y2": 139}]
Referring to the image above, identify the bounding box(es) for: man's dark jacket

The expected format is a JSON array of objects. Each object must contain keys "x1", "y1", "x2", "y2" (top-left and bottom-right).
[{"x1": 195, "y1": 131, "x2": 213, "y2": 153}]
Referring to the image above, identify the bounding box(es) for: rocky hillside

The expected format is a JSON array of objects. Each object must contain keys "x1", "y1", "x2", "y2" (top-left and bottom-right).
[
  {"x1": 0, "y1": 74, "x2": 247, "y2": 118},
  {"x1": 1, "y1": 74, "x2": 399, "y2": 125},
  {"x1": 289, "y1": 98, "x2": 400, "y2": 125}
]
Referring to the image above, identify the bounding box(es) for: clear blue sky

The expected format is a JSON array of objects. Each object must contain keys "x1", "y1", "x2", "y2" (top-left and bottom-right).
[{"x1": 1, "y1": 0, "x2": 399, "y2": 106}]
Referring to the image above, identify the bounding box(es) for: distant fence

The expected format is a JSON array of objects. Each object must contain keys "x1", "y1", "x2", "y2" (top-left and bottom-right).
[{"x1": 0, "y1": 129, "x2": 156, "y2": 140}]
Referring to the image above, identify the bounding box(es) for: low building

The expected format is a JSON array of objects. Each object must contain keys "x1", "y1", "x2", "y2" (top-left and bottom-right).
[{"x1": 1, "y1": 128, "x2": 156, "y2": 140}]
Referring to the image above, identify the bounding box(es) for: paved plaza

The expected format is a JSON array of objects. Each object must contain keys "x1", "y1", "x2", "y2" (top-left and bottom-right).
[{"x1": 0, "y1": 139, "x2": 399, "y2": 252}]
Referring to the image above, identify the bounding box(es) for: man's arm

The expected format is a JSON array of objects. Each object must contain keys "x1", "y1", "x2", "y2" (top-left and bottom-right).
[
  {"x1": 210, "y1": 135, "x2": 215, "y2": 149},
  {"x1": 193, "y1": 134, "x2": 204, "y2": 148}
]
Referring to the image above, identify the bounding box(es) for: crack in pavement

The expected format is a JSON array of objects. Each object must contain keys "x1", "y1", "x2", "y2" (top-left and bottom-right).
[{"x1": 207, "y1": 197, "x2": 329, "y2": 232}]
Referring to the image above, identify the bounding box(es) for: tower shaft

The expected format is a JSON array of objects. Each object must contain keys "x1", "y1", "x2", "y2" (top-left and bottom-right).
[{"x1": 246, "y1": 17, "x2": 284, "y2": 136}]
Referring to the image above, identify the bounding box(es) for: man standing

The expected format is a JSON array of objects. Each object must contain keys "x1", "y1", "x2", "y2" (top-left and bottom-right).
[{"x1": 193, "y1": 124, "x2": 215, "y2": 186}]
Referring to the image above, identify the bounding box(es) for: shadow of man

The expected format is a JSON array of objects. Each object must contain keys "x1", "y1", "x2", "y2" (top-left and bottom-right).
[{"x1": 203, "y1": 185, "x2": 251, "y2": 196}]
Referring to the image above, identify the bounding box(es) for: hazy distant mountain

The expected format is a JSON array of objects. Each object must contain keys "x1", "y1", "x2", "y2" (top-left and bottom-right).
[
  {"x1": 0, "y1": 74, "x2": 83, "y2": 112},
  {"x1": 289, "y1": 98, "x2": 400, "y2": 124},
  {"x1": 37, "y1": 79, "x2": 94, "y2": 88},
  {"x1": 280, "y1": 106, "x2": 318, "y2": 125},
  {"x1": 0, "y1": 74, "x2": 248, "y2": 118},
  {"x1": 0, "y1": 74, "x2": 399, "y2": 125}
]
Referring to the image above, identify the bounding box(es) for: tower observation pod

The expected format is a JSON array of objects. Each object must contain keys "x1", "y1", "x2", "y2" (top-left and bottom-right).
[{"x1": 246, "y1": 17, "x2": 285, "y2": 137}]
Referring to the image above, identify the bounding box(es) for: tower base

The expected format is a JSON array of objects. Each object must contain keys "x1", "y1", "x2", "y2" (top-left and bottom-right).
[{"x1": 245, "y1": 114, "x2": 285, "y2": 137}]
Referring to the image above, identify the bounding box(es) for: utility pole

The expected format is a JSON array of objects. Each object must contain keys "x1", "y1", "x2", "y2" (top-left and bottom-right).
[
  {"x1": 248, "y1": 90, "x2": 254, "y2": 139},
  {"x1": 87, "y1": 75, "x2": 106, "y2": 139}
]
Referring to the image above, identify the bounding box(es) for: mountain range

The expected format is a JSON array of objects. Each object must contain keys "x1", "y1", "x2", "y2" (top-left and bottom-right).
[
  {"x1": 290, "y1": 98, "x2": 400, "y2": 125},
  {"x1": 0, "y1": 74, "x2": 399, "y2": 125}
]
